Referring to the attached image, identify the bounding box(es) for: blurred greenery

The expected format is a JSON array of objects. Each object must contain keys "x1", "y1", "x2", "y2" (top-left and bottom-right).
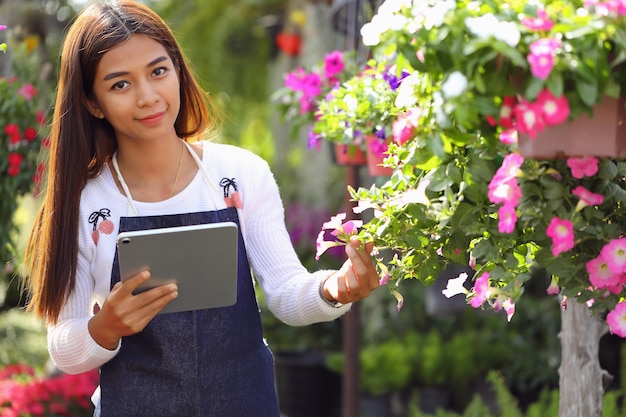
[
  {"x1": 154, "y1": 0, "x2": 287, "y2": 150},
  {"x1": 0, "y1": 309, "x2": 48, "y2": 371}
]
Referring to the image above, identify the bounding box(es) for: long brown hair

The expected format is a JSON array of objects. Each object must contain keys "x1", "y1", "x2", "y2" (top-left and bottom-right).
[{"x1": 24, "y1": 0, "x2": 220, "y2": 324}]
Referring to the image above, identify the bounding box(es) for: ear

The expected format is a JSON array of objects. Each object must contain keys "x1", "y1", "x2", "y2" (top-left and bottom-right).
[{"x1": 84, "y1": 97, "x2": 105, "y2": 119}]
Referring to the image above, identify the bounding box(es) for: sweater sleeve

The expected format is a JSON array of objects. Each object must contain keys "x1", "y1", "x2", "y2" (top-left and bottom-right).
[
  {"x1": 239, "y1": 154, "x2": 351, "y2": 326},
  {"x1": 46, "y1": 209, "x2": 120, "y2": 374}
]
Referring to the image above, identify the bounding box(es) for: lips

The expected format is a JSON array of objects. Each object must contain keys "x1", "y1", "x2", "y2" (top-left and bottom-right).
[{"x1": 138, "y1": 111, "x2": 166, "y2": 123}]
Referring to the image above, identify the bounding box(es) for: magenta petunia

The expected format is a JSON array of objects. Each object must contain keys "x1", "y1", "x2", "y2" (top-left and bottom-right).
[
  {"x1": 607, "y1": 301, "x2": 626, "y2": 338},
  {"x1": 567, "y1": 156, "x2": 599, "y2": 178},
  {"x1": 470, "y1": 272, "x2": 491, "y2": 308},
  {"x1": 586, "y1": 255, "x2": 621, "y2": 288},
  {"x1": 498, "y1": 128, "x2": 518, "y2": 145},
  {"x1": 514, "y1": 100, "x2": 545, "y2": 139},
  {"x1": 545, "y1": 217, "x2": 574, "y2": 256},
  {"x1": 488, "y1": 178, "x2": 522, "y2": 207},
  {"x1": 572, "y1": 185, "x2": 604, "y2": 206},
  {"x1": 600, "y1": 238, "x2": 626, "y2": 275},
  {"x1": 536, "y1": 88, "x2": 570, "y2": 125},
  {"x1": 497, "y1": 204, "x2": 517, "y2": 234},
  {"x1": 323, "y1": 50, "x2": 345, "y2": 79},
  {"x1": 546, "y1": 276, "x2": 560, "y2": 295},
  {"x1": 521, "y1": 9, "x2": 553, "y2": 31}
]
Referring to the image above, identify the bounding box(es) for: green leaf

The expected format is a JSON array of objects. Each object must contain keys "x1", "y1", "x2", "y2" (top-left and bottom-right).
[
  {"x1": 546, "y1": 72, "x2": 564, "y2": 97},
  {"x1": 575, "y1": 79, "x2": 598, "y2": 107}
]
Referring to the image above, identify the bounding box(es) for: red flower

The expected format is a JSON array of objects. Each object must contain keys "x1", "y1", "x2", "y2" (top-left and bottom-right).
[
  {"x1": 7, "y1": 153, "x2": 23, "y2": 176},
  {"x1": 24, "y1": 127, "x2": 37, "y2": 141},
  {"x1": 4, "y1": 123, "x2": 18, "y2": 136}
]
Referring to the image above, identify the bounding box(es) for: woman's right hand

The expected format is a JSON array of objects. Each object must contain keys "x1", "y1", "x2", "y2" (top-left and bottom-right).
[{"x1": 88, "y1": 271, "x2": 178, "y2": 350}]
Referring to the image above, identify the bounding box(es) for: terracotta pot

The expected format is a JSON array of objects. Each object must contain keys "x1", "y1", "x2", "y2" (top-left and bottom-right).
[
  {"x1": 365, "y1": 135, "x2": 393, "y2": 177},
  {"x1": 334, "y1": 144, "x2": 367, "y2": 165},
  {"x1": 517, "y1": 96, "x2": 626, "y2": 159}
]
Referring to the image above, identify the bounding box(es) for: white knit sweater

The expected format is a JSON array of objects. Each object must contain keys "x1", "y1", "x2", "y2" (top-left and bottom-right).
[{"x1": 48, "y1": 140, "x2": 350, "y2": 375}]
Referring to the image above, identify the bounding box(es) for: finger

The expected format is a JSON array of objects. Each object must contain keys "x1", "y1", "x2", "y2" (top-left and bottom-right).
[
  {"x1": 119, "y1": 270, "x2": 152, "y2": 295},
  {"x1": 344, "y1": 266, "x2": 363, "y2": 299},
  {"x1": 345, "y1": 244, "x2": 377, "y2": 291}
]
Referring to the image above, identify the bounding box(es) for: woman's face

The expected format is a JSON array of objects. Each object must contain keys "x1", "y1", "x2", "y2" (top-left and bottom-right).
[{"x1": 86, "y1": 34, "x2": 181, "y2": 145}]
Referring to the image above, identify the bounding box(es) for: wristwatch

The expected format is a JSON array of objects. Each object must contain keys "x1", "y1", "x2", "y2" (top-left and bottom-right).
[{"x1": 318, "y1": 277, "x2": 344, "y2": 308}]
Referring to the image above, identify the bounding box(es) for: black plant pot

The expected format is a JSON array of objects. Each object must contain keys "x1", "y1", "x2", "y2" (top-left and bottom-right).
[{"x1": 274, "y1": 350, "x2": 342, "y2": 417}]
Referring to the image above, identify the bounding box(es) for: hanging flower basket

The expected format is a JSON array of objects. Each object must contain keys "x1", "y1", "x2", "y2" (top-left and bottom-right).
[
  {"x1": 517, "y1": 96, "x2": 626, "y2": 159},
  {"x1": 334, "y1": 144, "x2": 367, "y2": 166},
  {"x1": 365, "y1": 135, "x2": 393, "y2": 177}
]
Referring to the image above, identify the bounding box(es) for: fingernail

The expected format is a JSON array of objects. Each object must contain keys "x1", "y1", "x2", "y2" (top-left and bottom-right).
[{"x1": 168, "y1": 284, "x2": 178, "y2": 291}]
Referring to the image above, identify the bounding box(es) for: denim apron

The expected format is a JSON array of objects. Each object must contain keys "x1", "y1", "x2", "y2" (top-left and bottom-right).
[{"x1": 99, "y1": 142, "x2": 280, "y2": 416}]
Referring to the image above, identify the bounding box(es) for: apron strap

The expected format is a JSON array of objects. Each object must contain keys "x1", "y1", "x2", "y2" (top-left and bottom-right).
[
  {"x1": 111, "y1": 152, "x2": 140, "y2": 216},
  {"x1": 111, "y1": 140, "x2": 223, "y2": 216}
]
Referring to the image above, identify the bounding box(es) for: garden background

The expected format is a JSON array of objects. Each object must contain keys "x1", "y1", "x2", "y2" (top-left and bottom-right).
[{"x1": 0, "y1": 0, "x2": 624, "y2": 416}]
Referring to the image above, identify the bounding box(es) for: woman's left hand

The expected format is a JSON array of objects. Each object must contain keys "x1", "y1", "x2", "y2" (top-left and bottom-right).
[{"x1": 321, "y1": 236, "x2": 380, "y2": 305}]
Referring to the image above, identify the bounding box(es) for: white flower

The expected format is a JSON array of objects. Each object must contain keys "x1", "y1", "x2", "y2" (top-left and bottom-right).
[
  {"x1": 423, "y1": 0, "x2": 456, "y2": 29},
  {"x1": 362, "y1": 2, "x2": 409, "y2": 46},
  {"x1": 394, "y1": 71, "x2": 419, "y2": 108},
  {"x1": 465, "y1": 14, "x2": 500, "y2": 38},
  {"x1": 495, "y1": 21, "x2": 521, "y2": 47},
  {"x1": 441, "y1": 71, "x2": 468, "y2": 98},
  {"x1": 465, "y1": 13, "x2": 521, "y2": 47},
  {"x1": 442, "y1": 273, "x2": 470, "y2": 298}
]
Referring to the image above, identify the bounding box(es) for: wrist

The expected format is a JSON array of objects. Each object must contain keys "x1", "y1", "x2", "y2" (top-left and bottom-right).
[
  {"x1": 318, "y1": 276, "x2": 343, "y2": 308},
  {"x1": 88, "y1": 315, "x2": 120, "y2": 351}
]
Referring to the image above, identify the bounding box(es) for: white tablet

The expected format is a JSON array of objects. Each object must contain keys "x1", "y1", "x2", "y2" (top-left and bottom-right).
[{"x1": 116, "y1": 222, "x2": 239, "y2": 314}]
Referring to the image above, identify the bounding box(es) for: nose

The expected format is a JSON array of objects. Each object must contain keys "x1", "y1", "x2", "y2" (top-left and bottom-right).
[{"x1": 136, "y1": 80, "x2": 160, "y2": 107}]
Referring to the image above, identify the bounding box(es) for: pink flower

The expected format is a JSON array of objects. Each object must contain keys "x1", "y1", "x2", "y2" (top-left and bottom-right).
[
  {"x1": 545, "y1": 217, "x2": 574, "y2": 256},
  {"x1": 586, "y1": 255, "x2": 621, "y2": 288},
  {"x1": 600, "y1": 238, "x2": 626, "y2": 275},
  {"x1": 470, "y1": 272, "x2": 491, "y2": 308},
  {"x1": 368, "y1": 137, "x2": 388, "y2": 158},
  {"x1": 546, "y1": 277, "x2": 560, "y2": 295},
  {"x1": 493, "y1": 153, "x2": 524, "y2": 183},
  {"x1": 607, "y1": 301, "x2": 626, "y2": 338},
  {"x1": 17, "y1": 83, "x2": 37, "y2": 100},
  {"x1": 442, "y1": 273, "x2": 469, "y2": 298},
  {"x1": 536, "y1": 88, "x2": 570, "y2": 125},
  {"x1": 515, "y1": 100, "x2": 545, "y2": 139},
  {"x1": 498, "y1": 96, "x2": 517, "y2": 128},
  {"x1": 494, "y1": 297, "x2": 516, "y2": 322},
  {"x1": 527, "y1": 38, "x2": 561, "y2": 80},
  {"x1": 521, "y1": 9, "x2": 554, "y2": 31},
  {"x1": 488, "y1": 178, "x2": 522, "y2": 207},
  {"x1": 324, "y1": 50, "x2": 345, "y2": 79},
  {"x1": 392, "y1": 107, "x2": 421, "y2": 145},
  {"x1": 7, "y1": 153, "x2": 23, "y2": 176},
  {"x1": 567, "y1": 156, "x2": 599, "y2": 178},
  {"x1": 499, "y1": 128, "x2": 518, "y2": 145},
  {"x1": 497, "y1": 204, "x2": 517, "y2": 234},
  {"x1": 315, "y1": 230, "x2": 342, "y2": 260},
  {"x1": 333, "y1": 219, "x2": 363, "y2": 236},
  {"x1": 572, "y1": 185, "x2": 604, "y2": 207}
]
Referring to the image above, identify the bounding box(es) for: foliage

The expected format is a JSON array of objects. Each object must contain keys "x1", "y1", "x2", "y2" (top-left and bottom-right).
[
  {"x1": 272, "y1": 49, "x2": 363, "y2": 142},
  {"x1": 155, "y1": 0, "x2": 285, "y2": 147},
  {"x1": 312, "y1": 57, "x2": 405, "y2": 153},
  {"x1": 0, "y1": 310, "x2": 48, "y2": 371},
  {"x1": 0, "y1": 40, "x2": 49, "y2": 285},
  {"x1": 0, "y1": 363, "x2": 98, "y2": 417},
  {"x1": 311, "y1": 0, "x2": 626, "y2": 334}
]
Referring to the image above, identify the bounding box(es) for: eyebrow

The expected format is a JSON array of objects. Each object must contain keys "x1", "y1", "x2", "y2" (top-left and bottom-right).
[{"x1": 102, "y1": 56, "x2": 169, "y2": 81}]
